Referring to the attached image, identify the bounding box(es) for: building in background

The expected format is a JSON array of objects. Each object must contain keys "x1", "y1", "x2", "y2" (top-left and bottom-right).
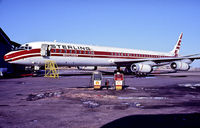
[{"x1": 0, "y1": 28, "x2": 21, "y2": 76}]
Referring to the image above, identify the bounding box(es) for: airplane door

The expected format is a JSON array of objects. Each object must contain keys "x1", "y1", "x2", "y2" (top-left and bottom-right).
[{"x1": 41, "y1": 44, "x2": 51, "y2": 57}]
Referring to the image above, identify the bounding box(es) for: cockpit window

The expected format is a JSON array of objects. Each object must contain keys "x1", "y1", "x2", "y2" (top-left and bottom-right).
[
  {"x1": 17, "y1": 46, "x2": 25, "y2": 50},
  {"x1": 17, "y1": 46, "x2": 32, "y2": 50}
]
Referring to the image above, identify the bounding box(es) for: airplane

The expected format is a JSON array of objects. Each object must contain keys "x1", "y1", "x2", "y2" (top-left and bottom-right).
[{"x1": 3, "y1": 33, "x2": 200, "y2": 75}]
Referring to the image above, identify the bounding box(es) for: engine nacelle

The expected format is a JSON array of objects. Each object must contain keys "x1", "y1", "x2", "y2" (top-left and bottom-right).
[
  {"x1": 77, "y1": 66, "x2": 97, "y2": 71},
  {"x1": 170, "y1": 61, "x2": 190, "y2": 71},
  {"x1": 130, "y1": 63, "x2": 153, "y2": 73}
]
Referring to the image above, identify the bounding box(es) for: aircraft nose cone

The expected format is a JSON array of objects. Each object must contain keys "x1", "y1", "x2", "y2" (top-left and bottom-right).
[
  {"x1": 4, "y1": 54, "x2": 8, "y2": 61},
  {"x1": 4, "y1": 53, "x2": 11, "y2": 62}
]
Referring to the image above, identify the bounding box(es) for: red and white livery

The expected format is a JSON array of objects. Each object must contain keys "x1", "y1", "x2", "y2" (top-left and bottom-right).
[{"x1": 4, "y1": 33, "x2": 200, "y2": 74}]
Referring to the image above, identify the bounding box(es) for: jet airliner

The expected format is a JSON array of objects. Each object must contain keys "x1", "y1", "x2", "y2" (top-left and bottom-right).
[{"x1": 4, "y1": 33, "x2": 200, "y2": 74}]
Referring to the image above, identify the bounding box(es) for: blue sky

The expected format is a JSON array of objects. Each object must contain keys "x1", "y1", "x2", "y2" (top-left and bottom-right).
[{"x1": 1, "y1": 0, "x2": 200, "y2": 67}]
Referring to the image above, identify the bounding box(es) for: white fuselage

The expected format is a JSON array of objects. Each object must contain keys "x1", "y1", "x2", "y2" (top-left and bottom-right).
[{"x1": 4, "y1": 41, "x2": 174, "y2": 66}]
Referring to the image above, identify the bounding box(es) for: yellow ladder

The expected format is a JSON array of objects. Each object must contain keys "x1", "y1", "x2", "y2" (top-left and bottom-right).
[{"x1": 44, "y1": 60, "x2": 59, "y2": 78}]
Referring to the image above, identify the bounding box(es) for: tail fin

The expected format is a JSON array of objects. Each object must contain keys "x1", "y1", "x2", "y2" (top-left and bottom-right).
[{"x1": 170, "y1": 32, "x2": 183, "y2": 57}]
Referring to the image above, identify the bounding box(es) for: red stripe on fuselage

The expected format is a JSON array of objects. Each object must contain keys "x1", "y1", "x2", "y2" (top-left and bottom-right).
[
  {"x1": 5, "y1": 48, "x2": 172, "y2": 62},
  {"x1": 8, "y1": 54, "x2": 149, "y2": 62},
  {"x1": 11, "y1": 54, "x2": 41, "y2": 62},
  {"x1": 5, "y1": 49, "x2": 41, "y2": 59}
]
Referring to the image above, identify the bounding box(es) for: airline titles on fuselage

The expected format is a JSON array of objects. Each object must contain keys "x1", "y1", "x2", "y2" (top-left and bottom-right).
[{"x1": 48, "y1": 44, "x2": 91, "y2": 51}]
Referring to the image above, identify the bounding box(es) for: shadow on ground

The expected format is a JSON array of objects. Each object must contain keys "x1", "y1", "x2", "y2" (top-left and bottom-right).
[{"x1": 101, "y1": 113, "x2": 200, "y2": 128}]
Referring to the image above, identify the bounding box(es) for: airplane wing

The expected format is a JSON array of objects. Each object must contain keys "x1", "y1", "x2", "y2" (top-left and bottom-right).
[
  {"x1": 182, "y1": 53, "x2": 200, "y2": 58},
  {"x1": 114, "y1": 56, "x2": 200, "y2": 67}
]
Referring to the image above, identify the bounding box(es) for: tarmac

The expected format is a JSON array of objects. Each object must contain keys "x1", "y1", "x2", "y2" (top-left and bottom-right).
[{"x1": 0, "y1": 70, "x2": 200, "y2": 128}]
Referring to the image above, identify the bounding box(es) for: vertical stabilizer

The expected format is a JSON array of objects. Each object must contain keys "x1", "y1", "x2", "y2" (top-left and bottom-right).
[{"x1": 170, "y1": 33, "x2": 183, "y2": 57}]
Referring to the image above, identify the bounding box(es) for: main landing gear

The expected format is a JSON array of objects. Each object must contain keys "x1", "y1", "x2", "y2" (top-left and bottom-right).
[{"x1": 115, "y1": 66, "x2": 148, "y2": 77}]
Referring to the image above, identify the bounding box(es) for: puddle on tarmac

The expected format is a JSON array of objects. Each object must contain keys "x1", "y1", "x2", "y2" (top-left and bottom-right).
[
  {"x1": 82, "y1": 101, "x2": 100, "y2": 108},
  {"x1": 178, "y1": 83, "x2": 200, "y2": 89},
  {"x1": 127, "y1": 87, "x2": 137, "y2": 90},
  {"x1": 135, "y1": 76, "x2": 157, "y2": 79},
  {"x1": 118, "y1": 96, "x2": 168, "y2": 100}
]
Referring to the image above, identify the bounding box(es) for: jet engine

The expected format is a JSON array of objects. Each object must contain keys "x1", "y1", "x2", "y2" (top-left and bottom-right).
[
  {"x1": 170, "y1": 61, "x2": 190, "y2": 71},
  {"x1": 77, "y1": 66, "x2": 97, "y2": 71},
  {"x1": 130, "y1": 63, "x2": 153, "y2": 73}
]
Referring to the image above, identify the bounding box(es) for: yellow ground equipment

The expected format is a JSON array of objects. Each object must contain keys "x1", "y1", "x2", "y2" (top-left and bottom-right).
[{"x1": 44, "y1": 60, "x2": 59, "y2": 78}]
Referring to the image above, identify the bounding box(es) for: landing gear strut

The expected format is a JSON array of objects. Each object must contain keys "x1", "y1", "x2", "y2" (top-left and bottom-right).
[{"x1": 114, "y1": 66, "x2": 123, "y2": 73}]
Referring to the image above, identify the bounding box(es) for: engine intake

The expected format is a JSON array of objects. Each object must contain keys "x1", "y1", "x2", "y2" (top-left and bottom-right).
[
  {"x1": 130, "y1": 63, "x2": 153, "y2": 73},
  {"x1": 170, "y1": 61, "x2": 190, "y2": 71}
]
